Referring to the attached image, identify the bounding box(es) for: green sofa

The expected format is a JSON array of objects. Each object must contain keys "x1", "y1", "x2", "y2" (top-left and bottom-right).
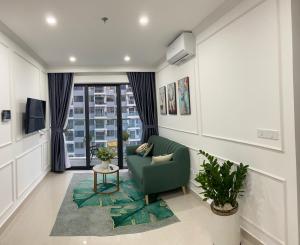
[{"x1": 126, "y1": 135, "x2": 190, "y2": 204}]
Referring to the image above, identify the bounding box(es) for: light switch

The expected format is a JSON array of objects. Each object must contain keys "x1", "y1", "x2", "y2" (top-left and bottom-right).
[{"x1": 257, "y1": 129, "x2": 280, "y2": 140}]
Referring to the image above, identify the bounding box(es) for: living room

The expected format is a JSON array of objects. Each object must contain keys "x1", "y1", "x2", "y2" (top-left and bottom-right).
[{"x1": 0, "y1": 0, "x2": 299, "y2": 244}]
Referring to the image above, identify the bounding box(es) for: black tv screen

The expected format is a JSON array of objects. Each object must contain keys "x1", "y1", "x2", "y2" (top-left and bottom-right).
[{"x1": 25, "y1": 98, "x2": 46, "y2": 134}]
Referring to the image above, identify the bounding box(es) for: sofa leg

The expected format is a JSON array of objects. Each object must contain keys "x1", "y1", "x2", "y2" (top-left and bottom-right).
[
  {"x1": 182, "y1": 186, "x2": 187, "y2": 195},
  {"x1": 145, "y1": 195, "x2": 149, "y2": 205}
]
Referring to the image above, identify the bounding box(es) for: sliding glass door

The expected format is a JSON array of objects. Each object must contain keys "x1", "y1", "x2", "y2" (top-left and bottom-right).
[{"x1": 65, "y1": 84, "x2": 142, "y2": 169}]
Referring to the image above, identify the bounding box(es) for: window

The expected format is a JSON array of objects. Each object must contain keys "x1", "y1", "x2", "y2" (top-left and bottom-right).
[
  {"x1": 95, "y1": 107, "x2": 105, "y2": 117},
  {"x1": 107, "y1": 107, "x2": 115, "y2": 114},
  {"x1": 107, "y1": 96, "x2": 115, "y2": 103},
  {"x1": 128, "y1": 119, "x2": 135, "y2": 127},
  {"x1": 65, "y1": 131, "x2": 74, "y2": 141},
  {"x1": 74, "y1": 120, "x2": 84, "y2": 126},
  {"x1": 95, "y1": 87, "x2": 104, "y2": 93},
  {"x1": 128, "y1": 95, "x2": 135, "y2": 104},
  {"x1": 75, "y1": 130, "x2": 84, "y2": 137},
  {"x1": 67, "y1": 119, "x2": 73, "y2": 129},
  {"x1": 96, "y1": 142, "x2": 106, "y2": 148},
  {"x1": 129, "y1": 130, "x2": 135, "y2": 139},
  {"x1": 89, "y1": 119, "x2": 95, "y2": 126},
  {"x1": 74, "y1": 107, "x2": 84, "y2": 114},
  {"x1": 107, "y1": 119, "x2": 115, "y2": 126},
  {"x1": 67, "y1": 144, "x2": 74, "y2": 152},
  {"x1": 96, "y1": 131, "x2": 105, "y2": 140},
  {"x1": 96, "y1": 119, "x2": 105, "y2": 128},
  {"x1": 75, "y1": 142, "x2": 84, "y2": 149},
  {"x1": 128, "y1": 107, "x2": 135, "y2": 115},
  {"x1": 69, "y1": 109, "x2": 74, "y2": 117},
  {"x1": 136, "y1": 129, "x2": 140, "y2": 137},
  {"x1": 74, "y1": 96, "x2": 84, "y2": 102},
  {"x1": 89, "y1": 95, "x2": 94, "y2": 102},
  {"x1": 95, "y1": 96, "x2": 105, "y2": 105},
  {"x1": 107, "y1": 130, "x2": 115, "y2": 137},
  {"x1": 89, "y1": 107, "x2": 95, "y2": 114}
]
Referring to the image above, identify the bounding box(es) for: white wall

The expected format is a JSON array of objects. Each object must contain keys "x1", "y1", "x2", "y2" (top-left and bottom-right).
[
  {"x1": 0, "y1": 30, "x2": 50, "y2": 228},
  {"x1": 156, "y1": 0, "x2": 298, "y2": 244},
  {"x1": 292, "y1": 0, "x2": 300, "y2": 241}
]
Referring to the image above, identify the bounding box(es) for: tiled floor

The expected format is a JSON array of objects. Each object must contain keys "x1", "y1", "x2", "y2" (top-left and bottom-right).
[{"x1": 0, "y1": 171, "x2": 254, "y2": 245}]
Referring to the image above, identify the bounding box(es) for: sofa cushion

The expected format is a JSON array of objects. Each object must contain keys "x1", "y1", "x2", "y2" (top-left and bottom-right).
[{"x1": 127, "y1": 155, "x2": 152, "y2": 182}]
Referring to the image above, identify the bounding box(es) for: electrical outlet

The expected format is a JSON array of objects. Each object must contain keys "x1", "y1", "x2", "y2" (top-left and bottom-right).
[{"x1": 257, "y1": 129, "x2": 280, "y2": 140}]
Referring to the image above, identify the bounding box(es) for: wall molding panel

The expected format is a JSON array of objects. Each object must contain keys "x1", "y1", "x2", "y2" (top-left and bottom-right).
[
  {"x1": 0, "y1": 161, "x2": 14, "y2": 219},
  {"x1": 156, "y1": 0, "x2": 296, "y2": 243},
  {"x1": 0, "y1": 29, "x2": 50, "y2": 230},
  {"x1": 197, "y1": 0, "x2": 283, "y2": 151}
]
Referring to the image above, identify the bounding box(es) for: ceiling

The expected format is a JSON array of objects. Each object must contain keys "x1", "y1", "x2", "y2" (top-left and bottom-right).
[{"x1": 0, "y1": 0, "x2": 227, "y2": 69}]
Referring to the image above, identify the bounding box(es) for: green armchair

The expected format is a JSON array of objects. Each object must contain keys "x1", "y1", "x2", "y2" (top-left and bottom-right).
[{"x1": 126, "y1": 135, "x2": 190, "y2": 204}]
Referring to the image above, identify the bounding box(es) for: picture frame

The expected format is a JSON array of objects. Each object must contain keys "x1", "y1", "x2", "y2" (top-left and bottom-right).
[
  {"x1": 178, "y1": 77, "x2": 191, "y2": 115},
  {"x1": 159, "y1": 86, "x2": 167, "y2": 115},
  {"x1": 167, "y1": 82, "x2": 177, "y2": 115}
]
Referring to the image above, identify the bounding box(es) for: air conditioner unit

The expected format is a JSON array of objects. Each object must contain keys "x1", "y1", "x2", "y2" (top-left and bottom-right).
[{"x1": 166, "y1": 32, "x2": 195, "y2": 65}]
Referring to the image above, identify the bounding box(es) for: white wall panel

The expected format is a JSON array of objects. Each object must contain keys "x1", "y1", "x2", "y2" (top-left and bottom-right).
[
  {"x1": 0, "y1": 161, "x2": 14, "y2": 218},
  {"x1": 16, "y1": 145, "x2": 42, "y2": 198},
  {"x1": 156, "y1": 59, "x2": 199, "y2": 135},
  {"x1": 13, "y1": 53, "x2": 40, "y2": 140},
  {"x1": 198, "y1": 0, "x2": 282, "y2": 150},
  {"x1": 156, "y1": 0, "x2": 297, "y2": 244},
  {"x1": 0, "y1": 42, "x2": 12, "y2": 147}
]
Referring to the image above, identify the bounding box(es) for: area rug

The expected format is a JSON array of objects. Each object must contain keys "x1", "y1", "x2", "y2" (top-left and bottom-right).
[
  {"x1": 50, "y1": 173, "x2": 179, "y2": 236},
  {"x1": 73, "y1": 176, "x2": 174, "y2": 227}
]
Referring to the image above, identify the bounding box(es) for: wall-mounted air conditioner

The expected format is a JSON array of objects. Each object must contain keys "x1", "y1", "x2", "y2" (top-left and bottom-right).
[{"x1": 166, "y1": 32, "x2": 195, "y2": 65}]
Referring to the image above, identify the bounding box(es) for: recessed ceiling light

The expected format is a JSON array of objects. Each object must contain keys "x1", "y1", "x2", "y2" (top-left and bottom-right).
[
  {"x1": 139, "y1": 16, "x2": 149, "y2": 26},
  {"x1": 69, "y1": 56, "x2": 77, "y2": 63},
  {"x1": 46, "y1": 16, "x2": 57, "y2": 26},
  {"x1": 124, "y1": 55, "x2": 131, "y2": 62}
]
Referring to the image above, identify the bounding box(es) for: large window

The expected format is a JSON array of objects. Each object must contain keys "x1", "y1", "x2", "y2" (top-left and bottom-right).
[{"x1": 65, "y1": 84, "x2": 142, "y2": 169}]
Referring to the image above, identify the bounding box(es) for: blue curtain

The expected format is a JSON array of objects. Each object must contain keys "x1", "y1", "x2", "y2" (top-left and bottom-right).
[
  {"x1": 127, "y1": 72, "x2": 159, "y2": 142},
  {"x1": 48, "y1": 73, "x2": 73, "y2": 172}
]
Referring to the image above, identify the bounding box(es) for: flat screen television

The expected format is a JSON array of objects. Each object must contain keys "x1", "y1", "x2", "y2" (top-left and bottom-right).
[{"x1": 24, "y1": 98, "x2": 46, "y2": 134}]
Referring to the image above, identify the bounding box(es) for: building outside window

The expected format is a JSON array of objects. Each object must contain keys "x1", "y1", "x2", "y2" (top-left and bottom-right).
[
  {"x1": 74, "y1": 96, "x2": 84, "y2": 102},
  {"x1": 65, "y1": 84, "x2": 142, "y2": 164},
  {"x1": 74, "y1": 107, "x2": 84, "y2": 114},
  {"x1": 75, "y1": 130, "x2": 84, "y2": 137},
  {"x1": 75, "y1": 142, "x2": 84, "y2": 149}
]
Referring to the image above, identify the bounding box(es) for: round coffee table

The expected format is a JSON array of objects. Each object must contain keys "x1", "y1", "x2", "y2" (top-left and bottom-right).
[{"x1": 93, "y1": 164, "x2": 120, "y2": 194}]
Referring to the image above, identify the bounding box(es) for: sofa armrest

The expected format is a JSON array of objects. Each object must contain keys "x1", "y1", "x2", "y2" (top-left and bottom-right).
[
  {"x1": 142, "y1": 160, "x2": 189, "y2": 194},
  {"x1": 126, "y1": 144, "x2": 140, "y2": 155}
]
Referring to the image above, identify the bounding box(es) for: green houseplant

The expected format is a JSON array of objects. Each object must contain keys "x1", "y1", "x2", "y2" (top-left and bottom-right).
[
  {"x1": 96, "y1": 147, "x2": 116, "y2": 169},
  {"x1": 195, "y1": 150, "x2": 248, "y2": 245},
  {"x1": 122, "y1": 131, "x2": 129, "y2": 142}
]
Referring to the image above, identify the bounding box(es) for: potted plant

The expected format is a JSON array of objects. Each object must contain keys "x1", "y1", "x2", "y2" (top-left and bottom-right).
[
  {"x1": 195, "y1": 150, "x2": 248, "y2": 245},
  {"x1": 122, "y1": 131, "x2": 129, "y2": 143},
  {"x1": 96, "y1": 147, "x2": 116, "y2": 169}
]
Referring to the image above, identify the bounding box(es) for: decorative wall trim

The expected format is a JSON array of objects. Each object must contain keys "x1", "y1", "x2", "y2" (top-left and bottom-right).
[
  {"x1": 42, "y1": 141, "x2": 49, "y2": 171},
  {"x1": 158, "y1": 125, "x2": 199, "y2": 135},
  {"x1": 15, "y1": 143, "x2": 42, "y2": 161},
  {"x1": 196, "y1": 0, "x2": 284, "y2": 152},
  {"x1": 157, "y1": 57, "x2": 200, "y2": 136},
  {"x1": 202, "y1": 133, "x2": 283, "y2": 152},
  {"x1": 0, "y1": 161, "x2": 14, "y2": 220},
  {"x1": 241, "y1": 217, "x2": 284, "y2": 245},
  {"x1": 0, "y1": 141, "x2": 12, "y2": 149},
  {"x1": 15, "y1": 144, "x2": 43, "y2": 199},
  {"x1": 0, "y1": 167, "x2": 49, "y2": 229}
]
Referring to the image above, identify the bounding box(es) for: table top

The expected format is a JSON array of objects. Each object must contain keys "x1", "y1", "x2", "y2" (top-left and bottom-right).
[{"x1": 93, "y1": 164, "x2": 119, "y2": 174}]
